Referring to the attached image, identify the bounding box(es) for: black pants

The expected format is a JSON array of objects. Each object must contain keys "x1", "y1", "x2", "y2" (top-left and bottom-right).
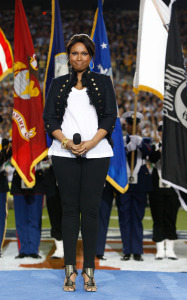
[
  {"x1": 52, "y1": 156, "x2": 110, "y2": 268},
  {"x1": 96, "y1": 182, "x2": 115, "y2": 256},
  {"x1": 149, "y1": 188, "x2": 180, "y2": 242},
  {"x1": 46, "y1": 189, "x2": 62, "y2": 241}
]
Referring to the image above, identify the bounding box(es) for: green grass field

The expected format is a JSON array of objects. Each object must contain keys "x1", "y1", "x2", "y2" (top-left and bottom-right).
[{"x1": 6, "y1": 206, "x2": 187, "y2": 231}]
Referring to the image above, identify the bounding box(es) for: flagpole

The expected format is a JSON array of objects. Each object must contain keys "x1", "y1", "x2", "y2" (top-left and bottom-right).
[
  {"x1": 91, "y1": 0, "x2": 104, "y2": 40},
  {"x1": 130, "y1": 93, "x2": 138, "y2": 177},
  {"x1": 152, "y1": 0, "x2": 169, "y2": 31}
]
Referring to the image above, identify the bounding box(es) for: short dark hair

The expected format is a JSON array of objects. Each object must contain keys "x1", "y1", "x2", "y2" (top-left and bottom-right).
[{"x1": 66, "y1": 34, "x2": 95, "y2": 58}]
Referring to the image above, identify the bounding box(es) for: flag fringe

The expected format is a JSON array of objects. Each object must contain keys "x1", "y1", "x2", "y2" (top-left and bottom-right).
[
  {"x1": 106, "y1": 175, "x2": 129, "y2": 194},
  {"x1": 43, "y1": 0, "x2": 55, "y2": 104},
  {"x1": 11, "y1": 149, "x2": 48, "y2": 188},
  {"x1": 54, "y1": 52, "x2": 66, "y2": 58},
  {"x1": 0, "y1": 68, "x2": 13, "y2": 81},
  {"x1": 133, "y1": 85, "x2": 163, "y2": 100},
  {"x1": 90, "y1": 8, "x2": 98, "y2": 39}
]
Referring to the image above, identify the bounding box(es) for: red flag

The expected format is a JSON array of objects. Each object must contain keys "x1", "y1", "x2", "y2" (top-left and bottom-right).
[
  {"x1": 12, "y1": 0, "x2": 47, "y2": 187},
  {"x1": 0, "y1": 28, "x2": 13, "y2": 81}
]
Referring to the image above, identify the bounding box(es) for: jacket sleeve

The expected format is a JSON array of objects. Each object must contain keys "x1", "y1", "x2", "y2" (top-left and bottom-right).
[
  {"x1": 0, "y1": 151, "x2": 6, "y2": 167},
  {"x1": 98, "y1": 75, "x2": 117, "y2": 134},
  {"x1": 43, "y1": 79, "x2": 62, "y2": 139},
  {"x1": 138, "y1": 140, "x2": 152, "y2": 157},
  {"x1": 149, "y1": 144, "x2": 161, "y2": 163}
]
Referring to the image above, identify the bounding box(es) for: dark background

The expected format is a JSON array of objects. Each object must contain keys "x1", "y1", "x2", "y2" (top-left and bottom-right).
[{"x1": 1, "y1": 0, "x2": 187, "y2": 10}]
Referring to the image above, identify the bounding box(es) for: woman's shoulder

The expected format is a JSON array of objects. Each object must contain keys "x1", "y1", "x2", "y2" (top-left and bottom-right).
[
  {"x1": 51, "y1": 73, "x2": 69, "y2": 84},
  {"x1": 89, "y1": 72, "x2": 112, "y2": 85}
]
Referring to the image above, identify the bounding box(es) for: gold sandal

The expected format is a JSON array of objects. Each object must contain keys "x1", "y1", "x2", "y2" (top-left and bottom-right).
[
  {"x1": 63, "y1": 265, "x2": 78, "y2": 292},
  {"x1": 82, "y1": 268, "x2": 97, "y2": 292}
]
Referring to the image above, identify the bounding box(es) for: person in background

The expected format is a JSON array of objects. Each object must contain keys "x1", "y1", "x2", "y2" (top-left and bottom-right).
[
  {"x1": 116, "y1": 111, "x2": 153, "y2": 261},
  {"x1": 96, "y1": 181, "x2": 118, "y2": 261},
  {"x1": 43, "y1": 160, "x2": 64, "y2": 259},
  {"x1": 43, "y1": 34, "x2": 117, "y2": 292},
  {"x1": 11, "y1": 162, "x2": 45, "y2": 259},
  {"x1": 149, "y1": 121, "x2": 180, "y2": 260},
  {"x1": 96, "y1": 112, "x2": 153, "y2": 262},
  {"x1": 0, "y1": 138, "x2": 12, "y2": 257}
]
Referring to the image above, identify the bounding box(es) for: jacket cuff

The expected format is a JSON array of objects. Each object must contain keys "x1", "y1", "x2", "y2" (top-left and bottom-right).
[
  {"x1": 98, "y1": 116, "x2": 116, "y2": 134},
  {"x1": 44, "y1": 121, "x2": 61, "y2": 139}
]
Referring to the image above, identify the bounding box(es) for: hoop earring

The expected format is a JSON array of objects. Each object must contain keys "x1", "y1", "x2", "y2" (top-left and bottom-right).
[{"x1": 90, "y1": 59, "x2": 94, "y2": 69}]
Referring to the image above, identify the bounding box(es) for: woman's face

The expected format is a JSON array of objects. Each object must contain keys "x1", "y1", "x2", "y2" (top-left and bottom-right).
[{"x1": 69, "y1": 42, "x2": 91, "y2": 72}]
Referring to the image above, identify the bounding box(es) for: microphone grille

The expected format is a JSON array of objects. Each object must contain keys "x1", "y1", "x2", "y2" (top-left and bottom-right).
[{"x1": 73, "y1": 133, "x2": 81, "y2": 145}]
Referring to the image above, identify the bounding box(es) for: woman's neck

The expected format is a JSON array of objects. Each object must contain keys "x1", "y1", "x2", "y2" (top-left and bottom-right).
[
  {"x1": 73, "y1": 68, "x2": 88, "y2": 90},
  {"x1": 77, "y1": 71, "x2": 83, "y2": 81}
]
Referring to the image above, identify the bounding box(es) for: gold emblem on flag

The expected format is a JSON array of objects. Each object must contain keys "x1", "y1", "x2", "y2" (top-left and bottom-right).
[
  {"x1": 14, "y1": 61, "x2": 40, "y2": 99},
  {"x1": 30, "y1": 54, "x2": 38, "y2": 70}
]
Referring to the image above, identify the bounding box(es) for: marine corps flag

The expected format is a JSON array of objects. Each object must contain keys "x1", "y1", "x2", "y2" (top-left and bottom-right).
[
  {"x1": 162, "y1": 2, "x2": 187, "y2": 210},
  {"x1": 12, "y1": 0, "x2": 47, "y2": 187}
]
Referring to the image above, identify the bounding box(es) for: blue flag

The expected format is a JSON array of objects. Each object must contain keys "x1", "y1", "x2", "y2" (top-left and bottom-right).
[
  {"x1": 91, "y1": 0, "x2": 128, "y2": 193},
  {"x1": 43, "y1": 0, "x2": 68, "y2": 147}
]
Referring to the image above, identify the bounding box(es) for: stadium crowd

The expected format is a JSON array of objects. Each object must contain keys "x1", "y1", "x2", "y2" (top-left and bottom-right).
[{"x1": 0, "y1": 8, "x2": 187, "y2": 140}]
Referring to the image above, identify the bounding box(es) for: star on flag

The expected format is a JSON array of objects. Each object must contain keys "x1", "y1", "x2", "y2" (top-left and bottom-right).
[{"x1": 101, "y1": 42, "x2": 107, "y2": 49}]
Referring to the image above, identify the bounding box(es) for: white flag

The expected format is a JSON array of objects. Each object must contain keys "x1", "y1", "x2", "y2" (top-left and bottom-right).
[{"x1": 133, "y1": 0, "x2": 171, "y2": 100}]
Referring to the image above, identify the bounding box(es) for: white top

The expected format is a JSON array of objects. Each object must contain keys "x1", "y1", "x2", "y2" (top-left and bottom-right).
[{"x1": 48, "y1": 87, "x2": 113, "y2": 159}]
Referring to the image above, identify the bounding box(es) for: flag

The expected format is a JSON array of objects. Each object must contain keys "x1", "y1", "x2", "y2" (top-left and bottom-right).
[
  {"x1": 0, "y1": 28, "x2": 13, "y2": 81},
  {"x1": 162, "y1": 2, "x2": 187, "y2": 210},
  {"x1": 133, "y1": 0, "x2": 171, "y2": 99},
  {"x1": 91, "y1": 0, "x2": 128, "y2": 193},
  {"x1": 43, "y1": 0, "x2": 68, "y2": 148},
  {"x1": 12, "y1": 0, "x2": 47, "y2": 188}
]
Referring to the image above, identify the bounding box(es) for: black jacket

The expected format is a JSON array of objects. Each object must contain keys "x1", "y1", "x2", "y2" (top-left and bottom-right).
[
  {"x1": 43, "y1": 68, "x2": 117, "y2": 146},
  {"x1": 0, "y1": 170, "x2": 9, "y2": 193},
  {"x1": 0, "y1": 140, "x2": 11, "y2": 192},
  {"x1": 11, "y1": 170, "x2": 45, "y2": 195},
  {"x1": 0, "y1": 139, "x2": 12, "y2": 167}
]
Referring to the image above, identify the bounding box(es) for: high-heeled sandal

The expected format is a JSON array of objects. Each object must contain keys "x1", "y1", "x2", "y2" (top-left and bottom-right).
[
  {"x1": 81, "y1": 268, "x2": 97, "y2": 292},
  {"x1": 63, "y1": 265, "x2": 78, "y2": 292}
]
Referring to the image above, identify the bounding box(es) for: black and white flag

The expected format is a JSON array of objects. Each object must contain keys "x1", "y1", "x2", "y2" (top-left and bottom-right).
[{"x1": 162, "y1": 2, "x2": 187, "y2": 210}]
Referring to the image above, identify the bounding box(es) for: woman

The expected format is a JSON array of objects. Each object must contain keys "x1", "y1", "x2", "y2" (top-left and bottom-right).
[{"x1": 43, "y1": 34, "x2": 117, "y2": 292}]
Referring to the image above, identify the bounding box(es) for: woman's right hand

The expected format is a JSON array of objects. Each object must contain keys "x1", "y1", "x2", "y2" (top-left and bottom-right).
[{"x1": 66, "y1": 140, "x2": 83, "y2": 156}]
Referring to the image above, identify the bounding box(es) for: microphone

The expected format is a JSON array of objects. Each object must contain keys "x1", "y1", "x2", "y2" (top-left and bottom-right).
[{"x1": 73, "y1": 133, "x2": 81, "y2": 145}]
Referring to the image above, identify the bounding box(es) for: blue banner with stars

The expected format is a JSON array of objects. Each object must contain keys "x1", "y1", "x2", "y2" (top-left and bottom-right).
[{"x1": 91, "y1": 0, "x2": 128, "y2": 193}]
